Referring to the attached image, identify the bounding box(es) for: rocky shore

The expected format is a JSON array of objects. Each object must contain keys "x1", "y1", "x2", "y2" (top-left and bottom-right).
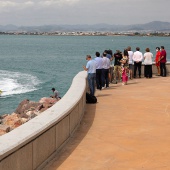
[{"x1": 0, "y1": 97, "x2": 59, "y2": 136}]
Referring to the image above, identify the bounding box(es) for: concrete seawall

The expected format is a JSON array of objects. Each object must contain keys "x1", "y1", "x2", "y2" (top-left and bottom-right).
[
  {"x1": 112, "y1": 62, "x2": 170, "y2": 76},
  {"x1": 140, "y1": 62, "x2": 170, "y2": 75},
  {"x1": 0, "y1": 71, "x2": 87, "y2": 170}
]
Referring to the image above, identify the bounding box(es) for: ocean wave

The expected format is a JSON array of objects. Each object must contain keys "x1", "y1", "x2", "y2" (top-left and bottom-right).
[{"x1": 0, "y1": 70, "x2": 41, "y2": 97}]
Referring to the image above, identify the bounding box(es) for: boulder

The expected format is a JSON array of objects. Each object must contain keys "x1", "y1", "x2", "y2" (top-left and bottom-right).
[
  {"x1": 38, "y1": 97, "x2": 58, "y2": 112},
  {"x1": 21, "y1": 118, "x2": 28, "y2": 124},
  {"x1": 15, "y1": 99, "x2": 43, "y2": 114},
  {"x1": 11, "y1": 119, "x2": 23, "y2": 129},
  {"x1": 0, "y1": 114, "x2": 8, "y2": 119},
  {"x1": 0, "y1": 124, "x2": 10, "y2": 133},
  {"x1": 19, "y1": 113, "x2": 29, "y2": 119},
  {"x1": 39, "y1": 97, "x2": 58, "y2": 105},
  {"x1": 25, "y1": 111, "x2": 37, "y2": 119},
  {"x1": 3, "y1": 113, "x2": 23, "y2": 129},
  {"x1": 15, "y1": 99, "x2": 29, "y2": 114}
]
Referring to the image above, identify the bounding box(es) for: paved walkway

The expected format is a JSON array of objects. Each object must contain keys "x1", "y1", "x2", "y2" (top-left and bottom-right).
[{"x1": 44, "y1": 76, "x2": 170, "y2": 170}]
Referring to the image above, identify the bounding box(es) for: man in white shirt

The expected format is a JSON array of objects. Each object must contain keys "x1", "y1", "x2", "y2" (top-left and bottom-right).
[{"x1": 133, "y1": 47, "x2": 143, "y2": 78}]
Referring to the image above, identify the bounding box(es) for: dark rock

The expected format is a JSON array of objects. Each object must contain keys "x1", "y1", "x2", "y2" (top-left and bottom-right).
[
  {"x1": 19, "y1": 113, "x2": 29, "y2": 119},
  {"x1": 15, "y1": 99, "x2": 43, "y2": 114},
  {"x1": 25, "y1": 111, "x2": 37, "y2": 119},
  {"x1": 0, "y1": 125, "x2": 10, "y2": 136}
]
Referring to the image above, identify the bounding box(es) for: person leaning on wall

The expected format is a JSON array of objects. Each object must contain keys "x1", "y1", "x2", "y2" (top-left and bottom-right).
[{"x1": 83, "y1": 55, "x2": 96, "y2": 96}]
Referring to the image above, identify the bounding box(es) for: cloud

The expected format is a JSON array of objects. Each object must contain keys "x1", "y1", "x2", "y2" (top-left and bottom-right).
[
  {"x1": 0, "y1": 0, "x2": 170, "y2": 26},
  {"x1": 0, "y1": 1, "x2": 34, "y2": 12},
  {"x1": 0, "y1": 1, "x2": 17, "y2": 8},
  {"x1": 0, "y1": 0, "x2": 80, "y2": 8},
  {"x1": 36, "y1": 0, "x2": 74, "y2": 7},
  {"x1": 0, "y1": 0, "x2": 81, "y2": 13}
]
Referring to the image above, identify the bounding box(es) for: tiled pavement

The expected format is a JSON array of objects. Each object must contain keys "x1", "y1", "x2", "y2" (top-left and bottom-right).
[{"x1": 44, "y1": 76, "x2": 170, "y2": 170}]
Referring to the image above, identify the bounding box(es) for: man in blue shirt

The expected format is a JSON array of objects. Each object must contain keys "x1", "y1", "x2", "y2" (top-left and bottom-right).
[{"x1": 83, "y1": 55, "x2": 96, "y2": 96}]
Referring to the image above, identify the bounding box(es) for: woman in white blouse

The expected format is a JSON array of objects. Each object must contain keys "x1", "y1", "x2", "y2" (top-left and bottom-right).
[{"x1": 144, "y1": 48, "x2": 153, "y2": 78}]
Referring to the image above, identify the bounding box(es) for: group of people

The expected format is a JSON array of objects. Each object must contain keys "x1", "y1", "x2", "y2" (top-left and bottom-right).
[
  {"x1": 83, "y1": 51, "x2": 112, "y2": 96},
  {"x1": 132, "y1": 46, "x2": 167, "y2": 79},
  {"x1": 83, "y1": 46, "x2": 167, "y2": 96}
]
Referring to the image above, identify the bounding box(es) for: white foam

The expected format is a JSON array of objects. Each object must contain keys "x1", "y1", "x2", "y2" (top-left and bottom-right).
[{"x1": 0, "y1": 70, "x2": 41, "y2": 97}]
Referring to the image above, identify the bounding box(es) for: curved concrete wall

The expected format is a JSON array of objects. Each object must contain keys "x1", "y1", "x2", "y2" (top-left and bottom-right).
[{"x1": 0, "y1": 71, "x2": 87, "y2": 170}]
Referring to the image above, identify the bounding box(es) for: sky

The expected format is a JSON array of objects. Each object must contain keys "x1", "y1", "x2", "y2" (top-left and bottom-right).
[{"x1": 0, "y1": 0, "x2": 170, "y2": 26}]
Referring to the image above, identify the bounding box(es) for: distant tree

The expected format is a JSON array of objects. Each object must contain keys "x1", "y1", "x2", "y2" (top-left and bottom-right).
[{"x1": 134, "y1": 32, "x2": 140, "y2": 35}]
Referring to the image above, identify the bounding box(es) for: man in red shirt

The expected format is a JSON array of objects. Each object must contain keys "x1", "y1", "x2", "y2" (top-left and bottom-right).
[{"x1": 160, "y1": 46, "x2": 167, "y2": 77}]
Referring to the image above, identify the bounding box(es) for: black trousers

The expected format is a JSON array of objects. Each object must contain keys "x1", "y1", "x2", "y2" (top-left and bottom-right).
[
  {"x1": 144, "y1": 65, "x2": 152, "y2": 78},
  {"x1": 160, "y1": 63, "x2": 166, "y2": 77},
  {"x1": 96, "y1": 69, "x2": 102, "y2": 90},
  {"x1": 102, "y1": 69, "x2": 109, "y2": 87},
  {"x1": 134, "y1": 62, "x2": 142, "y2": 77}
]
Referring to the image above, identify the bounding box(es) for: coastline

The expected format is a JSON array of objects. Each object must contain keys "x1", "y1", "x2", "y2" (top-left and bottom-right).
[{"x1": 0, "y1": 31, "x2": 170, "y2": 37}]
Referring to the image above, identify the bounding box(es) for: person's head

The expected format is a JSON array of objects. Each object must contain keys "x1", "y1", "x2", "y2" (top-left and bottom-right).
[
  {"x1": 145, "y1": 48, "x2": 150, "y2": 52},
  {"x1": 127, "y1": 46, "x2": 131, "y2": 51},
  {"x1": 161, "y1": 46, "x2": 164, "y2": 50},
  {"x1": 95, "y1": 52, "x2": 100, "y2": 57},
  {"x1": 104, "y1": 50, "x2": 107, "y2": 54},
  {"x1": 51, "y1": 88, "x2": 55, "y2": 92},
  {"x1": 123, "y1": 49, "x2": 129, "y2": 56},
  {"x1": 156, "y1": 47, "x2": 160, "y2": 51},
  {"x1": 86, "y1": 55, "x2": 91, "y2": 60},
  {"x1": 103, "y1": 52, "x2": 107, "y2": 57},
  {"x1": 107, "y1": 49, "x2": 112, "y2": 56},
  {"x1": 136, "y1": 47, "x2": 140, "y2": 51},
  {"x1": 116, "y1": 50, "x2": 120, "y2": 54}
]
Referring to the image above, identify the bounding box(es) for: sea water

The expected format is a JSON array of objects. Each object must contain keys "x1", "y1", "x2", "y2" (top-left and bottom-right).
[{"x1": 0, "y1": 35, "x2": 170, "y2": 115}]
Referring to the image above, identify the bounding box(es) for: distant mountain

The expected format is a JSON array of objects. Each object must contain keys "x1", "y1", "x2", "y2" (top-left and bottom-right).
[
  {"x1": 125, "y1": 21, "x2": 170, "y2": 32},
  {"x1": 0, "y1": 21, "x2": 170, "y2": 32},
  {"x1": 0, "y1": 24, "x2": 18, "y2": 31}
]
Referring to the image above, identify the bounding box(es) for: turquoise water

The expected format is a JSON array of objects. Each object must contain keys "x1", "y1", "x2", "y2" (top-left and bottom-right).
[{"x1": 0, "y1": 35, "x2": 170, "y2": 115}]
